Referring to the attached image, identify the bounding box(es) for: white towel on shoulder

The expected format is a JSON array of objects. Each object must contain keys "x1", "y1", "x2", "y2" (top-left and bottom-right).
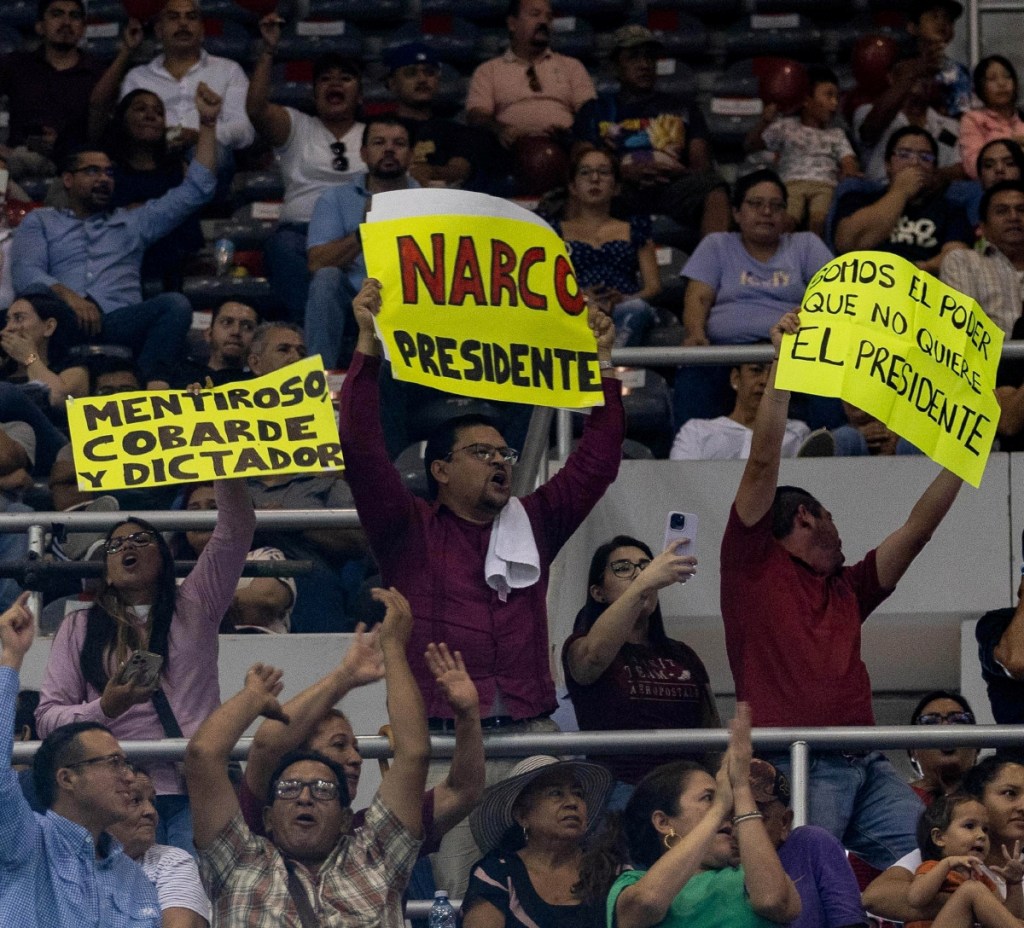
[{"x1": 485, "y1": 498, "x2": 541, "y2": 603}]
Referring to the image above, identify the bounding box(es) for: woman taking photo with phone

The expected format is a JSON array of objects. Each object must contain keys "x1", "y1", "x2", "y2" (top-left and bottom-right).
[
  {"x1": 36, "y1": 478, "x2": 255, "y2": 853},
  {"x1": 562, "y1": 534, "x2": 718, "y2": 810}
]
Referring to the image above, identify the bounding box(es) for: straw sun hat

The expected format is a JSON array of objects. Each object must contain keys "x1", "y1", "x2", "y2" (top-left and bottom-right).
[{"x1": 469, "y1": 756, "x2": 613, "y2": 855}]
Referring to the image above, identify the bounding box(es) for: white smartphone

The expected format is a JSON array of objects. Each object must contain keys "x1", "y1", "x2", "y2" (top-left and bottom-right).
[{"x1": 663, "y1": 511, "x2": 698, "y2": 557}]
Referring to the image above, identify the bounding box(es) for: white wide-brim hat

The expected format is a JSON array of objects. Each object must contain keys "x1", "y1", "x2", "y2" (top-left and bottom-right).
[{"x1": 469, "y1": 755, "x2": 613, "y2": 855}]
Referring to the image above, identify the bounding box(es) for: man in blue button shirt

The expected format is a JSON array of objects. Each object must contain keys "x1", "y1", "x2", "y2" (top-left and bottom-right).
[
  {"x1": 10, "y1": 82, "x2": 223, "y2": 382},
  {"x1": 0, "y1": 592, "x2": 161, "y2": 927}
]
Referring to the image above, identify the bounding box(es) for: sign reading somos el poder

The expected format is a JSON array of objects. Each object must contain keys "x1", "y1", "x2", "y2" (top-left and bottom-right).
[
  {"x1": 66, "y1": 356, "x2": 342, "y2": 491},
  {"x1": 360, "y1": 188, "x2": 604, "y2": 409},
  {"x1": 775, "y1": 250, "x2": 1002, "y2": 487}
]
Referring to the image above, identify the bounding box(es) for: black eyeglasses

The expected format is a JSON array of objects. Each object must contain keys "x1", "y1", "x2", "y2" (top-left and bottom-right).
[
  {"x1": 915, "y1": 710, "x2": 976, "y2": 726},
  {"x1": 274, "y1": 778, "x2": 341, "y2": 802},
  {"x1": 330, "y1": 141, "x2": 349, "y2": 172},
  {"x1": 65, "y1": 752, "x2": 131, "y2": 774},
  {"x1": 444, "y1": 443, "x2": 520, "y2": 465},
  {"x1": 526, "y1": 64, "x2": 542, "y2": 93},
  {"x1": 72, "y1": 166, "x2": 115, "y2": 178},
  {"x1": 105, "y1": 530, "x2": 156, "y2": 555},
  {"x1": 607, "y1": 558, "x2": 651, "y2": 579}
]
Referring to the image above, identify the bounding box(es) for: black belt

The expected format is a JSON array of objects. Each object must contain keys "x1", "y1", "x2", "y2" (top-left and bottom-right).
[{"x1": 428, "y1": 713, "x2": 550, "y2": 733}]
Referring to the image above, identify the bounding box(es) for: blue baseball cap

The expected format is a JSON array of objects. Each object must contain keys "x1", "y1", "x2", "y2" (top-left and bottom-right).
[{"x1": 383, "y1": 42, "x2": 440, "y2": 75}]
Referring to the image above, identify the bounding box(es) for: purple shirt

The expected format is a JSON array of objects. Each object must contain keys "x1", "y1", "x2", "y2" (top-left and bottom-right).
[
  {"x1": 778, "y1": 826, "x2": 867, "y2": 928},
  {"x1": 36, "y1": 480, "x2": 255, "y2": 796},
  {"x1": 338, "y1": 352, "x2": 624, "y2": 719}
]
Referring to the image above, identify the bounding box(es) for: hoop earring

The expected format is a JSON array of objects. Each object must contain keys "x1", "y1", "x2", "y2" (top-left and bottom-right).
[{"x1": 663, "y1": 828, "x2": 680, "y2": 850}]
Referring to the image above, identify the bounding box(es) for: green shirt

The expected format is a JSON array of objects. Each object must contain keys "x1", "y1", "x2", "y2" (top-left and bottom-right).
[{"x1": 607, "y1": 866, "x2": 778, "y2": 928}]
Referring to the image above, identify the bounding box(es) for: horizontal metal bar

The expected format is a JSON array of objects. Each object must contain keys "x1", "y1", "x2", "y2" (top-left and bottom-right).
[
  {"x1": 609, "y1": 340, "x2": 1024, "y2": 367},
  {"x1": 12, "y1": 725, "x2": 1024, "y2": 764},
  {"x1": 0, "y1": 508, "x2": 362, "y2": 533}
]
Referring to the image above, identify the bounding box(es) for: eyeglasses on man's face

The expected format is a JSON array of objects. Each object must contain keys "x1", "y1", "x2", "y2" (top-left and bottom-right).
[
  {"x1": 65, "y1": 752, "x2": 132, "y2": 774},
  {"x1": 444, "y1": 443, "x2": 520, "y2": 465},
  {"x1": 274, "y1": 778, "x2": 341, "y2": 802}
]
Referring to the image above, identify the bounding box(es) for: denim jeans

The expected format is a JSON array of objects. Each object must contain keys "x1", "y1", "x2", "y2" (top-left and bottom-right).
[
  {"x1": 0, "y1": 381, "x2": 68, "y2": 476},
  {"x1": 153, "y1": 793, "x2": 196, "y2": 859},
  {"x1": 265, "y1": 222, "x2": 310, "y2": 323},
  {"x1": 100, "y1": 293, "x2": 193, "y2": 383},
  {"x1": 0, "y1": 495, "x2": 29, "y2": 609},
  {"x1": 305, "y1": 266, "x2": 358, "y2": 369},
  {"x1": 766, "y1": 750, "x2": 921, "y2": 870},
  {"x1": 613, "y1": 298, "x2": 656, "y2": 348}
]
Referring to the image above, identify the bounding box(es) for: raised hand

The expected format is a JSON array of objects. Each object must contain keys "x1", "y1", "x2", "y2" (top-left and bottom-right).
[
  {"x1": 258, "y1": 12, "x2": 284, "y2": 52},
  {"x1": 373, "y1": 586, "x2": 414, "y2": 649},
  {"x1": 727, "y1": 702, "x2": 754, "y2": 790},
  {"x1": 992, "y1": 843, "x2": 1024, "y2": 884},
  {"x1": 353, "y1": 278, "x2": 383, "y2": 335},
  {"x1": 0, "y1": 591, "x2": 33, "y2": 668},
  {"x1": 195, "y1": 81, "x2": 223, "y2": 124},
  {"x1": 425, "y1": 643, "x2": 479, "y2": 715},
  {"x1": 770, "y1": 311, "x2": 800, "y2": 355},
  {"x1": 587, "y1": 298, "x2": 615, "y2": 362},
  {"x1": 637, "y1": 541, "x2": 698, "y2": 592},
  {"x1": 243, "y1": 662, "x2": 289, "y2": 723},
  {"x1": 338, "y1": 622, "x2": 385, "y2": 688}
]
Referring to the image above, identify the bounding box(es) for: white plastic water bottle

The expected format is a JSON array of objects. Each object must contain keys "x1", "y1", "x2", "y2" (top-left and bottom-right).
[{"x1": 428, "y1": 890, "x2": 457, "y2": 928}]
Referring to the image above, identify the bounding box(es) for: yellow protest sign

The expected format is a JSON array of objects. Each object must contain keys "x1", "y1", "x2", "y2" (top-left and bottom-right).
[
  {"x1": 775, "y1": 251, "x2": 1003, "y2": 487},
  {"x1": 66, "y1": 356, "x2": 342, "y2": 491},
  {"x1": 361, "y1": 189, "x2": 603, "y2": 409}
]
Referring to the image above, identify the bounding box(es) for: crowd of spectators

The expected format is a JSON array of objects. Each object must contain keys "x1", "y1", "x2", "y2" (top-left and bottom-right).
[{"x1": 2, "y1": 0, "x2": 1024, "y2": 925}]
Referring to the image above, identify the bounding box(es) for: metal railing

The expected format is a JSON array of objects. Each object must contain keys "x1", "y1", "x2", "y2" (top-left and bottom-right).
[{"x1": 13, "y1": 724, "x2": 1024, "y2": 829}]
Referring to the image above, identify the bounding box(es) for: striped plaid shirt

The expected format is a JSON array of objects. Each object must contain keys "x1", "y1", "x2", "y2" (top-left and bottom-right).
[{"x1": 200, "y1": 795, "x2": 421, "y2": 928}]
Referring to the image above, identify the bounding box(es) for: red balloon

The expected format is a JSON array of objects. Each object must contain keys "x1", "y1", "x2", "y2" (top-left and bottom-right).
[
  {"x1": 121, "y1": 0, "x2": 164, "y2": 19},
  {"x1": 852, "y1": 35, "x2": 899, "y2": 94},
  {"x1": 755, "y1": 58, "x2": 808, "y2": 113},
  {"x1": 513, "y1": 136, "x2": 569, "y2": 197},
  {"x1": 233, "y1": 0, "x2": 280, "y2": 14}
]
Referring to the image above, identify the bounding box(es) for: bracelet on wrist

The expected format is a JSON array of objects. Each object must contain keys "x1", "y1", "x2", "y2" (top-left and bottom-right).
[{"x1": 732, "y1": 811, "x2": 764, "y2": 826}]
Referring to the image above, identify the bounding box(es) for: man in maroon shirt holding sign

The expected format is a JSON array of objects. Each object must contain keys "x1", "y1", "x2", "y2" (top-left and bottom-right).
[
  {"x1": 721, "y1": 310, "x2": 962, "y2": 870},
  {"x1": 339, "y1": 276, "x2": 623, "y2": 894}
]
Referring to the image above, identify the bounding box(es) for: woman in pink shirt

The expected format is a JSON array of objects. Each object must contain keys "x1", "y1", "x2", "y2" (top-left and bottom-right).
[
  {"x1": 36, "y1": 478, "x2": 255, "y2": 855},
  {"x1": 960, "y1": 55, "x2": 1024, "y2": 179}
]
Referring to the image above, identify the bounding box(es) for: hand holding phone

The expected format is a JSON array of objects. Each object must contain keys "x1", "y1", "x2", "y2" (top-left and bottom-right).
[{"x1": 663, "y1": 511, "x2": 698, "y2": 557}]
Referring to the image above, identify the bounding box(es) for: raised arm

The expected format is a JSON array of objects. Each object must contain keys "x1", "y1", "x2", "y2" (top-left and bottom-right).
[
  {"x1": 0, "y1": 593, "x2": 44, "y2": 863},
  {"x1": 375, "y1": 587, "x2": 430, "y2": 836},
  {"x1": 184, "y1": 663, "x2": 288, "y2": 850},
  {"x1": 423, "y1": 643, "x2": 484, "y2": 838},
  {"x1": 244, "y1": 624, "x2": 384, "y2": 802},
  {"x1": 874, "y1": 468, "x2": 962, "y2": 590},
  {"x1": 87, "y1": 19, "x2": 144, "y2": 142},
  {"x1": 728, "y1": 705, "x2": 801, "y2": 923},
  {"x1": 567, "y1": 542, "x2": 696, "y2": 686},
  {"x1": 193, "y1": 82, "x2": 223, "y2": 175},
  {"x1": 733, "y1": 312, "x2": 800, "y2": 526},
  {"x1": 246, "y1": 14, "x2": 292, "y2": 148}
]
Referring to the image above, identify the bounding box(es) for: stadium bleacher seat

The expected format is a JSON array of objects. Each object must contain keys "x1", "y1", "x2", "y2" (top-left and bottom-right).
[
  {"x1": 549, "y1": 16, "x2": 597, "y2": 62},
  {"x1": 723, "y1": 14, "x2": 824, "y2": 64},
  {"x1": 0, "y1": 1, "x2": 37, "y2": 29},
  {"x1": 420, "y1": 0, "x2": 506, "y2": 22},
  {"x1": 307, "y1": 0, "x2": 411, "y2": 24},
  {"x1": 388, "y1": 17, "x2": 482, "y2": 67},
  {"x1": 202, "y1": 18, "x2": 252, "y2": 64},
  {"x1": 275, "y1": 19, "x2": 364, "y2": 63},
  {"x1": 645, "y1": 11, "x2": 712, "y2": 62}
]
